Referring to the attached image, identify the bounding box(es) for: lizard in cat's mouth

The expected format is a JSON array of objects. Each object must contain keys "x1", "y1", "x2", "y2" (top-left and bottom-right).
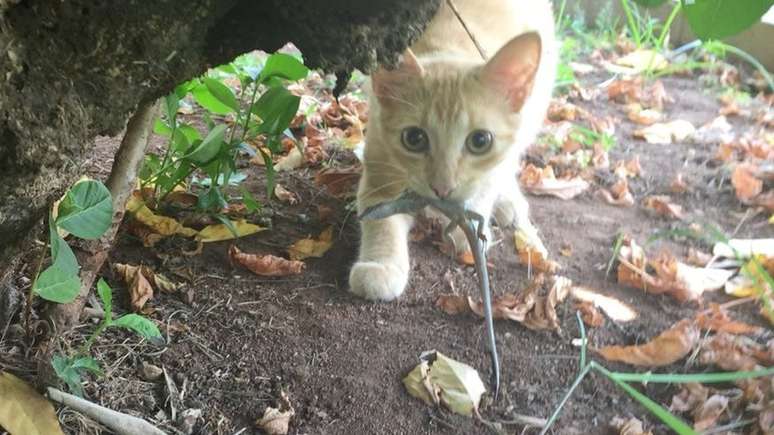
[{"x1": 359, "y1": 190, "x2": 501, "y2": 399}]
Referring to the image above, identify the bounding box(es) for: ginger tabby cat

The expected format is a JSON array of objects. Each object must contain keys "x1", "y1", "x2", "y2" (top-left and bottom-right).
[{"x1": 350, "y1": 0, "x2": 557, "y2": 301}]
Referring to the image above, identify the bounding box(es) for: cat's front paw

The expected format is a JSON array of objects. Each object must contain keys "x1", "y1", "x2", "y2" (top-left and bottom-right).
[{"x1": 349, "y1": 261, "x2": 408, "y2": 301}]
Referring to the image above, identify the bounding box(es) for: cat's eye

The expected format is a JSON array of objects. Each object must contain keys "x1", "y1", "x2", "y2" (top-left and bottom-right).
[
  {"x1": 465, "y1": 129, "x2": 494, "y2": 155},
  {"x1": 401, "y1": 126, "x2": 430, "y2": 153}
]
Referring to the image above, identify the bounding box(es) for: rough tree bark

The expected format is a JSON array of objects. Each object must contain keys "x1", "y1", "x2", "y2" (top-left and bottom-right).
[{"x1": 0, "y1": 0, "x2": 439, "y2": 314}]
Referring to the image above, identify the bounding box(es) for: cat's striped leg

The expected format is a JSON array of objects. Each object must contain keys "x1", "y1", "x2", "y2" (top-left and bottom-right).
[{"x1": 349, "y1": 213, "x2": 413, "y2": 301}]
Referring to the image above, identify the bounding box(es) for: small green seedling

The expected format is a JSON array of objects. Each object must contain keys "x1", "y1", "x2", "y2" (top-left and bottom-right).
[{"x1": 52, "y1": 279, "x2": 163, "y2": 397}]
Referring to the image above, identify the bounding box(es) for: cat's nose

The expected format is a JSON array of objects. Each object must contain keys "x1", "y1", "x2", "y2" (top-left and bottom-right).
[{"x1": 431, "y1": 184, "x2": 452, "y2": 199}]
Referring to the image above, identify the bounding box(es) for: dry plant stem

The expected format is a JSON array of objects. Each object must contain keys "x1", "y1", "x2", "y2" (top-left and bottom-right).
[
  {"x1": 46, "y1": 99, "x2": 159, "y2": 332},
  {"x1": 445, "y1": 0, "x2": 487, "y2": 60},
  {"x1": 47, "y1": 387, "x2": 166, "y2": 435}
]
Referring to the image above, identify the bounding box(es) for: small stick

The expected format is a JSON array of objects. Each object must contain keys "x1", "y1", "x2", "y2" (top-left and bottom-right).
[
  {"x1": 47, "y1": 387, "x2": 166, "y2": 435},
  {"x1": 446, "y1": 0, "x2": 488, "y2": 60}
]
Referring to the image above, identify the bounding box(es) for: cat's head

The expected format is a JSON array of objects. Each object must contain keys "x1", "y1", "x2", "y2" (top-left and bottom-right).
[{"x1": 369, "y1": 32, "x2": 542, "y2": 202}]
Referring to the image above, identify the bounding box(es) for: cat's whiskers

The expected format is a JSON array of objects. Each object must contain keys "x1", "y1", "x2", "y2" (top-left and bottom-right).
[{"x1": 358, "y1": 179, "x2": 407, "y2": 203}]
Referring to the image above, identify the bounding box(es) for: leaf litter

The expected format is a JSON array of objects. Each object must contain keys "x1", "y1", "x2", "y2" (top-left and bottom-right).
[{"x1": 403, "y1": 351, "x2": 486, "y2": 417}]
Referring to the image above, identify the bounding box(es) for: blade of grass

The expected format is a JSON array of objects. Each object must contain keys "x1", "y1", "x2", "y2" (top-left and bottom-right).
[
  {"x1": 592, "y1": 362, "x2": 696, "y2": 435},
  {"x1": 606, "y1": 232, "x2": 624, "y2": 276},
  {"x1": 538, "y1": 363, "x2": 593, "y2": 435},
  {"x1": 608, "y1": 366, "x2": 774, "y2": 383}
]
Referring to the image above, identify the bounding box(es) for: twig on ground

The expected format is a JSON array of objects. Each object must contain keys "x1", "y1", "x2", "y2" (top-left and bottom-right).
[{"x1": 47, "y1": 387, "x2": 166, "y2": 435}]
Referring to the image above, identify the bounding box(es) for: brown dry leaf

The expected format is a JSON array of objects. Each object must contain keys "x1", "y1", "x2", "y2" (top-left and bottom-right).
[
  {"x1": 642, "y1": 195, "x2": 685, "y2": 220},
  {"x1": 598, "y1": 178, "x2": 635, "y2": 207},
  {"x1": 613, "y1": 157, "x2": 643, "y2": 179},
  {"x1": 126, "y1": 192, "x2": 198, "y2": 238},
  {"x1": 164, "y1": 191, "x2": 199, "y2": 209},
  {"x1": 287, "y1": 226, "x2": 334, "y2": 261},
  {"x1": 596, "y1": 319, "x2": 700, "y2": 367},
  {"x1": 519, "y1": 164, "x2": 589, "y2": 200},
  {"x1": 514, "y1": 227, "x2": 557, "y2": 273},
  {"x1": 698, "y1": 333, "x2": 771, "y2": 371},
  {"x1": 575, "y1": 301, "x2": 604, "y2": 327},
  {"x1": 731, "y1": 163, "x2": 763, "y2": 202},
  {"x1": 256, "y1": 391, "x2": 294, "y2": 435},
  {"x1": 570, "y1": 286, "x2": 638, "y2": 322},
  {"x1": 694, "y1": 116, "x2": 734, "y2": 145},
  {"x1": 547, "y1": 100, "x2": 585, "y2": 121},
  {"x1": 0, "y1": 372, "x2": 65, "y2": 435},
  {"x1": 439, "y1": 275, "x2": 571, "y2": 331},
  {"x1": 670, "y1": 173, "x2": 689, "y2": 193},
  {"x1": 642, "y1": 80, "x2": 673, "y2": 110},
  {"x1": 435, "y1": 295, "x2": 471, "y2": 315},
  {"x1": 229, "y1": 246, "x2": 304, "y2": 277},
  {"x1": 114, "y1": 263, "x2": 155, "y2": 312},
  {"x1": 670, "y1": 382, "x2": 709, "y2": 413},
  {"x1": 559, "y1": 243, "x2": 573, "y2": 257},
  {"x1": 274, "y1": 184, "x2": 299, "y2": 204},
  {"x1": 610, "y1": 416, "x2": 653, "y2": 435},
  {"x1": 314, "y1": 166, "x2": 361, "y2": 197},
  {"x1": 633, "y1": 120, "x2": 695, "y2": 144},
  {"x1": 608, "y1": 78, "x2": 642, "y2": 104},
  {"x1": 686, "y1": 248, "x2": 713, "y2": 267},
  {"x1": 695, "y1": 304, "x2": 763, "y2": 335},
  {"x1": 693, "y1": 394, "x2": 729, "y2": 432},
  {"x1": 626, "y1": 104, "x2": 663, "y2": 125},
  {"x1": 275, "y1": 147, "x2": 304, "y2": 171}
]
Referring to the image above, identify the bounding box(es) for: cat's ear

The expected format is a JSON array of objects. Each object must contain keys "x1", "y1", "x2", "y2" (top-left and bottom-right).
[
  {"x1": 372, "y1": 49, "x2": 423, "y2": 103},
  {"x1": 480, "y1": 32, "x2": 542, "y2": 112}
]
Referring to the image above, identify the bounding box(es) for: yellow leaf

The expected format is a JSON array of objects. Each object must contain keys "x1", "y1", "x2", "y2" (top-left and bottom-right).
[
  {"x1": 196, "y1": 219, "x2": 264, "y2": 243},
  {"x1": 615, "y1": 49, "x2": 668, "y2": 73},
  {"x1": 0, "y1": 372, "x2": 65, "y2": 435},
  {"x1": 126, "y1": 193, "x2": 197, "y2": 238},
  {"x1": 287, "y1": 226, "x2": 334, "y2": 260}
]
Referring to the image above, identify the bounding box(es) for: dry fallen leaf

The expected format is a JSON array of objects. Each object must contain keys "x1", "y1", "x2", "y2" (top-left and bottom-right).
[
  {"x1": 256, "y1": 391, "x2": 294, "y2": 435},
  {"x1": 612, "y1": 156, "x2": 643, "y2": 179},
  {"x1": 626, "y1": 104, "x2": 663, "y2": 126},
  {"x1": 274, "y1": 184, "x2": 299, "y2": 204},
  {"x1": 0, "y1": 372, "x2": 65, "y2": 435},
  {"x1": 731, "y1": 164, "x2": 763, "y2": 202},
  {"x1": 570, "y1": 286, "x2": 638, "y2": 322},
  {"x1": 575, "y1": 301, "x2": 604, "y2": 327},
  {"x1": 275, "y1": 147, "x2": 304, "y2": 171},
  {"x1": 229, "y1": 246, "x2": 304, "y2": 277},
  {"x1": 126, "y1": 192, "x2": 198, "y2": 238},
  {"x1": 598, "y1": 178, "x2": 635, "y2": 207},
  {"x1": 287, "y1": 226, "x2": 334, "y2": 261},
  {"x1": 670, "y1": 383, "x2": 731, "y2": 432},
  {"x1": 698, "y1": 333, "x2": 770, "y2": 371},
  {"x1": 113, "y1": 263, "x2": 156, "y2": 312},
  {"x1": 514, "y1": 228, "x2": 558, "y2": 273},
  {"x1": 314, "y1": 166, "x2": 361, "y2": 197},
  {"x1": 519, "y1": 164, "x2": 589, "y2": 200},
  {"x1": 610, "y1": 416, "x2": 653, "y2": 435},
  {"x1": 614, "y1": 49, "x2": 668, "y2": 73},
  {"x1": 196, "y1": 219, "x2": 264, "y2": 243},
  {"x1": 670, "y1": 173, "x2": 689, "y2": 193},
  {"x1": 596, "y1": 319, "x2": 700, "y2": 367},
  {"x1": 695, "y1": 304, "x2": 762, "y2": 335},
  {"x1": 633, "y1": 120, "x2": 696, "y2": 144},
  {"x1": 642, "y1": 195, "x2": 685, "y2": 220},
  {"x1": 712, "y1": 238, "x2": 774, "y2": 258},
  {"x1": 403, "y1": 351, "x2": 486, "y2": 417}
]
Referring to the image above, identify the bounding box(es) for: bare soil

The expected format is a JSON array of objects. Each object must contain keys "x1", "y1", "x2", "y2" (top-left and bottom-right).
[{"x1": 2, "y1": 63, "x2": 772, "y2": 435}]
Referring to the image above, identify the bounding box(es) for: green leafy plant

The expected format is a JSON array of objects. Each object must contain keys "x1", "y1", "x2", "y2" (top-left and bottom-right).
[
  {"x1": 52, "y1": 279, "x2": 162, "y2": 397},
  {"x1": 31, "y1": 179, "x2": 113, "y2": 304},
  {"x1": 142, "y1": 51, "x2": 309, "y2": 217}
]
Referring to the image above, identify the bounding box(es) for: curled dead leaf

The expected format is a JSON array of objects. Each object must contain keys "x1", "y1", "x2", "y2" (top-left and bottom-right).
[
  {"x1": 314, "y1": 166, "x2": 361, "y2": 197},
  {"x1": 696, "y1": 304, "x2": 762, "y2": 335},
  {"x1": 256, "y1": 391, "x2": 294, "y2": 435},
  {"x1": 274, "y1": 184, "x2": 299, "y2": 204},
  {"x1": 403, "y1": 351, "x2": 486, "y2": 417},
  {"x1": 229, "y1": 246, "x2": 304, "y2": 277},
  {"x1": 642, "y1": 195, "x2": 685, "y2": 220},
  {"x1": 596, "y1": 319, "x2": 700, "y2": 367},
  {"x1": 575, "y1": 301, "x2": 604, "y2": 327},
  {"x1": 731, "y1": 163, "x2": 763, "y2": 202},
  {"x1": 514, "y1": 228, "x2": 558, "y2": 273},
  {"x1": 698, "y1": 333, "x2": 772, "y2": 371},
  {"x1": 610, "y1": 416, "x2": 653, "y2": 435},
  {"x1": 519, "y1": 164, "x2": 589, "y2": 200},
  {"x1": 570, "y1": 286, "x2": 638, "y2": 322},
  {"x1": 598, "y1": 178, "x2": 635, "y2": 207},
  {"x1": 287, "y1": 226, "x2": 334, "y2": 260},
  {"x1": 626, "y1": 104, "x2": 663, "y2": 126},
  {"x1": 633, "y1": 120, "x2": 695, "y2": 144}
]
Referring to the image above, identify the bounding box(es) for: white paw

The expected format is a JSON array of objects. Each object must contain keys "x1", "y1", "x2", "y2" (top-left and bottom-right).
[{"x1": 349, "y1": 261, "x2": 408, "y2": 301}]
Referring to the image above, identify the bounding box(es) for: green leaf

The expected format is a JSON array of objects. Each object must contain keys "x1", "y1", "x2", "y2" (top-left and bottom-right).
[
  {"x1": 70, "y1": 356, "x2": 103, "y2": 376},
  {"x1": 253, "y1": 87, "x2": 301, "y2": 135},
  {"x1": 681, "y1": 0, "x2": 774, "y2": 40},
  {"x1": 52, "y1": 354, "x2": 85, "y2": 397},
  {"x1": 139, "y1": 154, "x2": 162, "y2": 182},
  {"x1": 260, "y1": 148, "x2": 277, "y2": 197},
  {"x1": 259, "y1": 53, "x2": 309, "y2": 83},
  {"x1": 183, "y1": 124, "x2": 226, "y2": 164},
  {"x1": 191, "y1": 81, "x2": 234, "y2": 115},
  {"x1": 154, "y1": 118, "x2": 172, "y2": 136},
  {"x1": 34, "y1": 265, "x2": 81, "y2": 303},
  {"x1": 240, "y1": 187, "x2": 260, "y2": 212},
  {"x1": 56, "y1": 180, "x2": 113, "y2": 240},
  {"x1": 633, "y1": 0, "x2": 668, "y2": 6},
  {"x1": 113, "y1": 314, "x2": 162, "y2": 341},
  {"x1": 96, "y1": 279, "x2": 113, "y2": 324},
  {"x1": 163, "y1": 93, "x2": 179, "y2": 126},
  {"x1": 197, "y1": 186, "x2": 228, "y2": 212},
  {"x1": 49, "y1": 215, "x2": 78, "y2": 275},
  {"x1": 178, "y1": 124, "x2": 202, "y2": 144},
  {"x1": 203, "y1": 77, "x2": 240, "y2": 113}
]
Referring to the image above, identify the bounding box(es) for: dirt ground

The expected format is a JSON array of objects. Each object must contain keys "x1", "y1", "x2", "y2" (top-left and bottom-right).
[{"x1": 2, "y1": 53, "x2": 773, "y2": 434}]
